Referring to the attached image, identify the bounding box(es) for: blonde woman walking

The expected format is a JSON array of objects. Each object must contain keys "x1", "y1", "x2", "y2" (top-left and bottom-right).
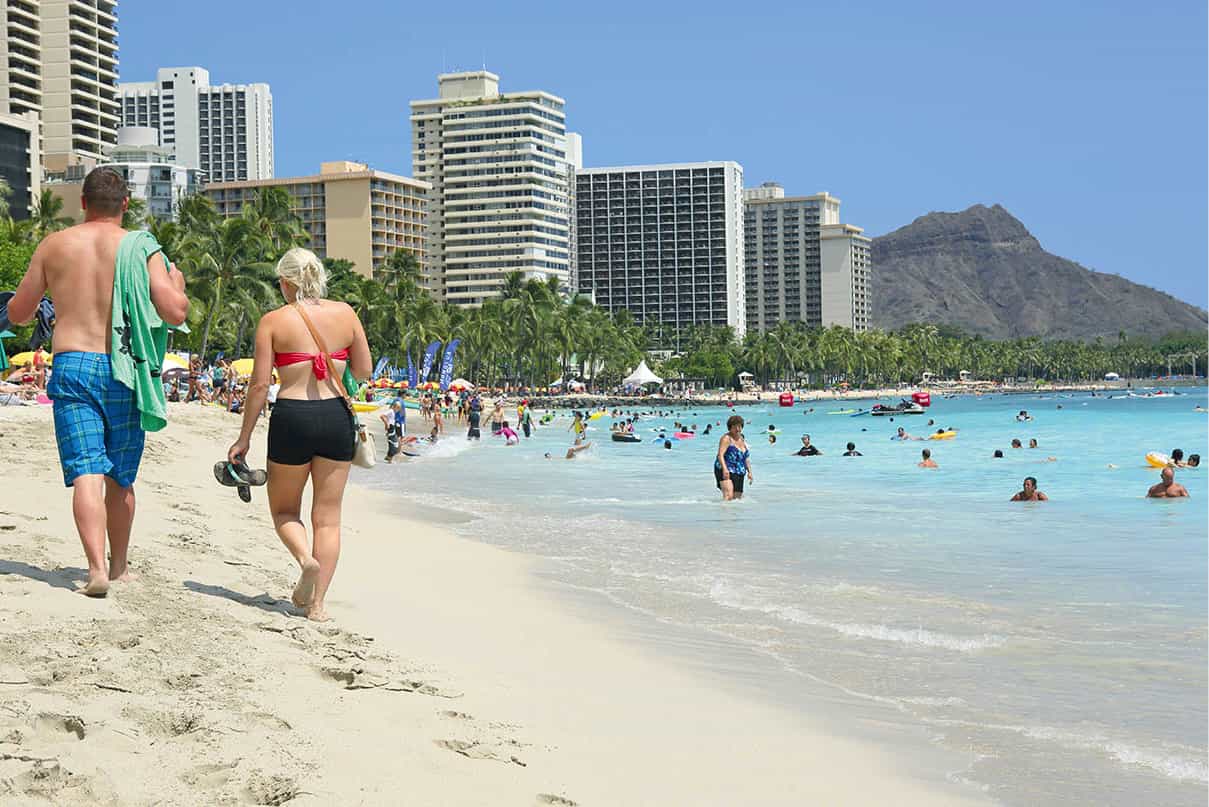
[{"x1": 227, "y1": 248, "x2": 371, "y2": 621}]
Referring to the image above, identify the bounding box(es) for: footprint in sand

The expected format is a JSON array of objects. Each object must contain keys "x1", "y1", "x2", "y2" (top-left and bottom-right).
[
  {"x1": 537, "y1": 796, "x2": 579, "y2": 806},
  {"x1": 33, "y1": 712, "x2": 86, "y2": 740}
]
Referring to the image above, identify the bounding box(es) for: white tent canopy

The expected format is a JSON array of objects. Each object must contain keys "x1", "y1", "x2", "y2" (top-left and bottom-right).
[{"x1": 623, "y1": 360, "x2": 663, "y2": 386}]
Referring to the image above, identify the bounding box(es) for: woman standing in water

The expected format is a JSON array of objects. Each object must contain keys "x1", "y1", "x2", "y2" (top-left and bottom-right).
[
  {"x1": 227, "y1": 248, "x2": 372, "y2": 621},
  {"x1": 714, "y1": 414, "x2": 753, "y2": 501}
]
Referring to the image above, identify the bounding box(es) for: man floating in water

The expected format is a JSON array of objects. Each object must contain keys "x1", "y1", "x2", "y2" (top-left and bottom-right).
[{"x1": 546, "y1": 441, "x2": 592, "y2": 460}]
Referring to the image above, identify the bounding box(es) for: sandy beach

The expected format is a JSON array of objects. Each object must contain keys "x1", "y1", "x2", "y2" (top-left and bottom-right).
[{"x1": 0, "y1": 403, "x2": 989, "y2": 805}]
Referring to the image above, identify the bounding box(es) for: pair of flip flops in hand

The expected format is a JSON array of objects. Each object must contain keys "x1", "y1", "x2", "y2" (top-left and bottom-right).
[{"x1": 213, "y1": 457, "x2": 267, "y2": 502}]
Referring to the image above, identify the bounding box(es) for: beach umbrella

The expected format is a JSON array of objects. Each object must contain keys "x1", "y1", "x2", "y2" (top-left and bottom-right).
[
  {"x1": 161, "y1": 353, "x2": 189, "y2": 372},
  {"x1": 449, "y1": 378, "x2": 474, "y2": 390},
  {"x1": 230, "y1": 358, "x2": 256, "y2": 377},
  {"x1": 162, "y1": 367, "x2": 189, "y2": 382},
  {"x1": 7, "y1": 351, "x2": 51, "y2": 367},
  {"x1": 0, "y1": 330, "x2": 12, "y2": 372}
]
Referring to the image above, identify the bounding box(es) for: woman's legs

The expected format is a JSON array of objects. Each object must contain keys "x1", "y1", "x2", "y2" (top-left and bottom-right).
[
  {"x1": 306, "y1": 457, "x2": 351, "y2": 622},
  {"x1": 266, "y1": 460, "x2": 320, "y2": 608}
]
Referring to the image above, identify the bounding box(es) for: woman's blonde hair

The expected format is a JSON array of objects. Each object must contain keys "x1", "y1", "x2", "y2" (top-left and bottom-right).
[{"x1": 275, "y1": 247, "x2": 327, "y2": 300}]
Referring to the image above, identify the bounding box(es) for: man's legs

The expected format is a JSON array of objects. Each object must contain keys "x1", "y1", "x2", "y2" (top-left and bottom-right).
[
  {"x1": 105, "y1": 478, "x2": 136, "y2": 581},
  {"x1": 70, "y1": 474, "x2": 110, "y2": 596}
]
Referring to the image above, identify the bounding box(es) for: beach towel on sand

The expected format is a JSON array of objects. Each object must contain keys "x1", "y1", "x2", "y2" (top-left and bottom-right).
[{"x1": 110, "y1": 230, "x2": 172, "y2": 432}]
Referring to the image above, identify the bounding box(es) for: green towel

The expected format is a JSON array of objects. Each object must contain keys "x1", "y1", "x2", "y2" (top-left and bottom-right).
[{"x1": 111, "y1": 230, "x2": 171, "y2": 432}]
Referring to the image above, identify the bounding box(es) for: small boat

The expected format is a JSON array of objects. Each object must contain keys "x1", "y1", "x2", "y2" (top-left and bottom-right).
[
  {"x1": 611, "y1": 432, "x2": 642, "y2": 443},
  {"x1": 870, "y1": 400, "x2": 926, "y2": 416}
]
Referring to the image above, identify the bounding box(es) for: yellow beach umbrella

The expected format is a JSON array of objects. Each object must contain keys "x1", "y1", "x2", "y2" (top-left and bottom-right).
[
  {"x1": 230, "y1": 358, "x2": 256, "y2": 377},
  {"x1": 8, "y1": 351, "x2": 51, "y2": 367},
  {"x1": 161, "y1": 353, "x2": 189, "y2": 371}
]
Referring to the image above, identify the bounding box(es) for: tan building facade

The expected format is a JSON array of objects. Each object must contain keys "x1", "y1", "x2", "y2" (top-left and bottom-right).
[
  {"x1": 1, "y1": 0, "x2": 119, "y2": 172},
  {"x1": 204, "y1": 161, "x2": 429, "y2": 276},
  {"x1": 819, "y1": 223, "x2": 872, "y2": 332}
]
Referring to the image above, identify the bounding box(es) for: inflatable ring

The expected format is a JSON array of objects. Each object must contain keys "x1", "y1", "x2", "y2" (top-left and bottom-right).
[
  {"x1": 1145, "y1": 451, "x2": 1171, "y2": 468},
  {"x1": 929, "y1": 431, "x2": 958, "y2": 440},
  {"x1": 673, "y1": 432, "x2": 696, "y2": 439}
]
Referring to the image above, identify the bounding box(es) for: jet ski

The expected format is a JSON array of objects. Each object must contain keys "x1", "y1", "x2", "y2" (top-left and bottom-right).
[{"x1": 870, "y1": 400, "x2": 926, "y2": 416}]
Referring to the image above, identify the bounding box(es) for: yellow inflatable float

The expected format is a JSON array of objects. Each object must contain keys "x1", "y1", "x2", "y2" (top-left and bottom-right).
[
  {"x1": 929, "y1": 431, "x2": 958, "y2": 440},
  {"x1": 1145, "y1": 451, "x2": 1171, "y2": 468}
]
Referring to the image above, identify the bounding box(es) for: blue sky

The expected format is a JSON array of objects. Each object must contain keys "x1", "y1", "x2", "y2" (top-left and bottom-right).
[{"x1": 120, "y1": 0, "x2": 1207, "y2": 308}]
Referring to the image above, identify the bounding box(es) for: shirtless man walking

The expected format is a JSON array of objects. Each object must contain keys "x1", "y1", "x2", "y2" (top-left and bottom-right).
[
  {"x1": 1147, "y1": 467, "x2": 1189, "y2": 499},
  {"x1": 8, "y1": 168, "x2": 189, "y2": 596}
]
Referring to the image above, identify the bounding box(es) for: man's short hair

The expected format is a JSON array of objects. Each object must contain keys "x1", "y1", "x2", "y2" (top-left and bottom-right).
[
  {"x1": 82, "y1": 167, "x2": 129, "y2": 216},
  {"x1": 1025, "y1": 476, "x2": 1038, "y2": 486}
]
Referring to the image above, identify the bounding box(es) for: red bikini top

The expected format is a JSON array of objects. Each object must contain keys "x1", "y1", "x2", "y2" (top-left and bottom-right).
[{"x1": 274, "y1": 348, "x2": 350, "y2": 380}]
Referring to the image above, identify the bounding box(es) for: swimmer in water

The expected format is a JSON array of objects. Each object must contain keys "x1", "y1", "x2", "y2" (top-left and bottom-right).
[
  {"x1": 894, "y1": 426, "x2": 921, "y2": 441},
  {"x1": 545, "y1": 441, "x2": 593, "y2": 460},
  {"x1": 1010, "y1": 476, "x2": 1049, "y2": 501},
  {"x1": 1029, "y1": 438, "x2": 1038, "y2": 449},
  {"x1": 843, "y1": 442, "x2": 862, "y2": 457},
  {"x1": 1016, "y1": 410, "x2": 1033, "y2": 422},
  {"x1": 1011, "y1": 439, "x2": 1022, "y2": 448},
  {"x1": 1188, "y1": 454, "x2": 1201, "y2": 468},
  {"x1": 918, "y1": 448, "x2": 938, "y2": 468},
  {"x1": 993, "y1": 449, "x2": 1004, "y2": 458},
  {"x1": 1169, "y1": 448, "x2": 1187, "y2": 468},
  {"x1": 793, "y1": 434, "x2": 822, "y2": 456},
  {"x1": 1147, "y1": 467, "x2": 1189, "y2": 498}
]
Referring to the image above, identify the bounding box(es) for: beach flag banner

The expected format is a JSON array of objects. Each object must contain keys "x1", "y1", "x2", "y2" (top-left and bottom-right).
[
  {"x1": 419, "y1": 341, "x2": 441, "y2": 382},
  {"x1": 373, "y1": 355, "x2": 390, "y2": 379},
  {"x1": 439, "y1": 339, "x2": 460, "y2": 392},
  {"x1": 407, "y1": 353, "x2": 418, "y2": 388}
]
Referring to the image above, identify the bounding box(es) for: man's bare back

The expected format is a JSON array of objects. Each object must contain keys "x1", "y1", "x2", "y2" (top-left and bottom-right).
[{"x1": 8, "y1": 221, "x2": 177, "y2": 352}]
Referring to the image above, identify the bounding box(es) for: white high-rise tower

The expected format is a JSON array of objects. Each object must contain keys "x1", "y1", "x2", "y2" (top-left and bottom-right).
[
  {"x1": 119, "y1": 66, "x2": 273, "y2": 182},
  {"x1": 410, "y1": 71, "x2": 574, "y2": 305}
]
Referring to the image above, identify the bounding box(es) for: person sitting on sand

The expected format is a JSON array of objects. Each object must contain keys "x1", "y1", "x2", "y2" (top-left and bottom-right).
[
  {"x1": 1147, "y1": 467, "x2": 1189, "y2": 498},
  {"x1": 792, "y1": 434, "x2": 822, "y2": 456},
  {"x1": 918, "y1": 448, "x2": 938, "y2": 468},
  {"x1": 843, "y1": 442, "x2": 862, "y2": 456},
  {"x1": 1010, "y1": 476, "x2": 1049, "y2": 501},
  {"x1": 546, "y1": 441, "x2": 592, "y2": 460},
  {"x1": 9, "y1": 167, "x2": 190, "y2": 597}
]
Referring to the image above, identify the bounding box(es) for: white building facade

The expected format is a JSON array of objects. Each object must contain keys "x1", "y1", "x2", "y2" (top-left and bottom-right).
[
  {"x1": 1, "y1": 0, "x2": 120, "y2": 172},
  {"x1": 819, "y1": 223, "x2": 872, "y2": 331},
  {"x1": 103, "y1": 126, "x2": 203, "y2": 221},
  {"x1": 119, "y1": 67, "x2": 274, "y2": 182},
  {"x1": 576, "y1": 162, "x2": 746, "y2": 338},
  {"x1": 410, "y1": 71, "x2": 574, "y2": 305},
  {"x1": 743, "y1": 182, "x2": 869, "y2": 332}
]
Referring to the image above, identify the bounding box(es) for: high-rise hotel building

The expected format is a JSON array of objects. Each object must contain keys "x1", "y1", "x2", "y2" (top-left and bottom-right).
[
  {"x1": 204, "y1": 161, "x2": 428, "y2": 276},
  {"x1": 119, "y1": 67, "x2": 273, "y2": 182},
  {"x1": 1, "y1": 0, "x2": 120, "y2": 173},
  {"x1": 576, "y1": 162, "x2": 746, "y2": 337},
  {"x1": 743, "y1": 182, "x2": 870, "y2": 332},
  {"x1": 410, "y1": 71, "x2": 574, "y2": 305}
]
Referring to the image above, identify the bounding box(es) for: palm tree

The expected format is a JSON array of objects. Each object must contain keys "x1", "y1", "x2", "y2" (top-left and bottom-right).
[
  {"x1": 179, "y1": 216, "x2": 274, "y2": 359},
  {"x1": 122, "y1": 197, "x2": 148, "y2": 231},
  {"x1": 0, "y1": 177, "x2": 12, "y2": 220},
  {"x1": 241, "y1": 186, "x2": 307, "y2": 253},
  {"x1": 32, "y1": 189, "x2": 73, "y2": 236}
]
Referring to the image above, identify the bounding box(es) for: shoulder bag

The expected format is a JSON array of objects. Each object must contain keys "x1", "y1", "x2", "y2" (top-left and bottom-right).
[{"x1": 292, "y1": 303, "x2": 376, "y2": 469}]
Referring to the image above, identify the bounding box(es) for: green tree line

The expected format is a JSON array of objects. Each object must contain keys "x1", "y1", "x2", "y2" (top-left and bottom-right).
[{"x1": 0, "y1": 182, "x2": 1203, "y2": 389}]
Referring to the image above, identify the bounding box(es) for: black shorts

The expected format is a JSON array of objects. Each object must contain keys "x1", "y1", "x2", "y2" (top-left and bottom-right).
[
  {"x1": 268, "y1": 398, "x2": 355, "y2": 465},
  {"x1": 714, "y1": 466, "x2": 745, "y2": 493}
]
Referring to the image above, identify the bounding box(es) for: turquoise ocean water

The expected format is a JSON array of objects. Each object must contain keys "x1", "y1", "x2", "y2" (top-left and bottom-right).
[{"x1": 362, "y1": 389, "x2": 1208, "y2": 805}]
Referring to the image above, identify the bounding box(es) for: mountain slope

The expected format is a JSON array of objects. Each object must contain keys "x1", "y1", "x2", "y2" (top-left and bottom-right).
[{"x1": 870, "y1": 204, "x2": 1207, "y2": 340}]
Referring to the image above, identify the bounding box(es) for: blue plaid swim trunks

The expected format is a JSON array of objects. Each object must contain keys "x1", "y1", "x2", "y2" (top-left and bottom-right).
[{"x1": 47, "y1": 352, "x2": 145, "y2": 487}]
